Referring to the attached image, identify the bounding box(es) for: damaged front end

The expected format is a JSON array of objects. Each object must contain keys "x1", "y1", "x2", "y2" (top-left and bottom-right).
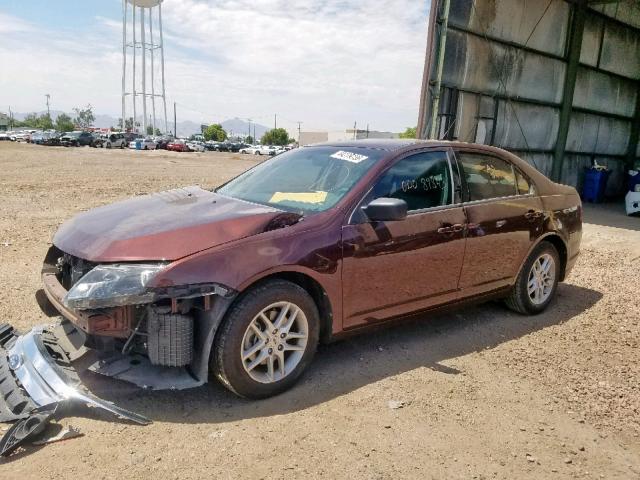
[
  {"x1": 0, "y1": 247, "x2": 236, "y2": 456},
  {"x1": 41, "y1": 246, "x2": 236, "y2": 388}
]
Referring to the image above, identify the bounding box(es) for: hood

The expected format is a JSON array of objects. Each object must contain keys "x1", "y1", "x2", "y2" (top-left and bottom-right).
[{"x1": 53, "y1": 186, "x2": 300, "y2": 262}]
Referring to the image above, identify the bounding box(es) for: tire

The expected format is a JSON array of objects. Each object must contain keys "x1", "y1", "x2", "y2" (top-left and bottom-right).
[
  {"x1": 106, "y1": 143, "x2": 111, "y2": 149},
  {"x1": 213, "y1": 280, "x2": 320, "y2": 399},
  {"x1": 120, "y1": 143, "x2": 125, "y2": 149},
  {"x1": 505, "y1": 241, "x2": 560, "y2": 315}
]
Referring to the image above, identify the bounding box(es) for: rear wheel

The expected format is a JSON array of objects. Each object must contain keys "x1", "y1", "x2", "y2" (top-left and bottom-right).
[
  {"x1": 213, "y1": 280, "x2": 319, "y2": 399},
  {"x1": 505, "y1": 241, "x2": 560, "y2": 315}
]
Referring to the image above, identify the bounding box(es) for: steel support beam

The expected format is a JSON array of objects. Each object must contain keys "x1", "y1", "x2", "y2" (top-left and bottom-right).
[
  {"x1": 551, "y1": 2, "x2": 586, "y2": 182},
  {"x1": 429, "y1": 0, "x2": 451, "y2": 139}
]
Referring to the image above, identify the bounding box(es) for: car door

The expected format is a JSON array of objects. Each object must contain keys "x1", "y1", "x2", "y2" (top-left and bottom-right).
[
  {"x1": 454, "y1": 149, "x2": 545, "y2": 296},
  {"x1": 341, "y1": 148, "x2": 466, "y2": 329}
]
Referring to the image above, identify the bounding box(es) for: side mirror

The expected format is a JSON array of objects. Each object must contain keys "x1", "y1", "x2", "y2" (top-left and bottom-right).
[{"x1": 363, "y1": 197, "x2": 408, "y2": 222}]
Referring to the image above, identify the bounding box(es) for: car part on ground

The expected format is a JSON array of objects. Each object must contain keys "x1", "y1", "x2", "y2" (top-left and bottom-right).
[
  {"x1": 0, "y1": 322, "x2": 151, "y2": 456},
  {"x1": 0, "y1": 403, "x2": 59, "y2": 456}
]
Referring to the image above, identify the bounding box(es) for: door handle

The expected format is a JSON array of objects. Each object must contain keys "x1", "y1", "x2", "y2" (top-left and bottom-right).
[{"x1": 438, "y1": 224, "x2": 464, "y2": 234}]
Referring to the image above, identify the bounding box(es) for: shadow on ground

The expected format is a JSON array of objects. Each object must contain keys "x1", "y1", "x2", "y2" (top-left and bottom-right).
[
  {"x1": 583, "y1": 202, "x2": 640, "y2": 231},
  {"x1": 75, "y1": 283, "x2": 602, "y2": 425}
]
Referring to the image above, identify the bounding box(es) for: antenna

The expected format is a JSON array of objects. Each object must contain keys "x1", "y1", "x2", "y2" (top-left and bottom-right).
[{"x1": 122, "y1": 0, "x2": 167, "y2": 133}]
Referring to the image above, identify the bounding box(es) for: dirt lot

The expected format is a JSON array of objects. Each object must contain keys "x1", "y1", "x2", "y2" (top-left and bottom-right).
[{"x1": 0, "y1": 141, "x2": 638, "y2": 479}]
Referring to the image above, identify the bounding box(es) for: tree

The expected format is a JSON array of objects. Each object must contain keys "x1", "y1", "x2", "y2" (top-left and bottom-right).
[
  {"x1": 399, "y1": 126, "x2": 417, "y2": 139},
  {"x1": 245, "y1": 135, "x2": 254, "y2": 144},
  {"x1": 55, "y1": 113, "x2": 74, "y2": 132},
  {"x1": 118, "y1": 117, "x2": 135, "y2": 132},
  {"x1": 203, "y1": 124, "x2": 228, "y2": 142},
  {"x1": 146, "y1": 125, "x2": 161, "y2": 136},
  {"x1": 73, "y1": 104, "x2": 95, "y2": 129},
  {"x1": 261, "y1": 128, "x2": 290, "y2": 146}
]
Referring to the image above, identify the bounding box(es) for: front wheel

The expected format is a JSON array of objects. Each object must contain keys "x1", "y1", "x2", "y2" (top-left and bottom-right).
[
  {"x1": 213, "y1": 280, "x2": 319, "y2": 399},
  {"x1": 505, "y1": 241, "x2": 560, "y2": 315}
]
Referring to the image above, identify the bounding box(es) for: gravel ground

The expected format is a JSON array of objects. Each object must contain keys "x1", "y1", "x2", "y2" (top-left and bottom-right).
[{"x1": 0, "y1": 141, "x2": 638, "y2": 479}]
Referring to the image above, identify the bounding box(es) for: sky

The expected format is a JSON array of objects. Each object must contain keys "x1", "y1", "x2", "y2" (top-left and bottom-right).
[{"x1": 0, "y1": 0, "x2": 430, "y2": 134}]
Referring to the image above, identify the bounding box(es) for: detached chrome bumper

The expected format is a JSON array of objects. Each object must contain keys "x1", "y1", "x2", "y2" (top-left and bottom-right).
[{"x1": 0, "y1": 323, "x2": 149, "y2": 456}]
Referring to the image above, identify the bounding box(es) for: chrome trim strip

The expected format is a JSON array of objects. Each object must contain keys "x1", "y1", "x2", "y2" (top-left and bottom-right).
[{"x1": 7, "y1": 327, "x2": 150, "y2": 425}]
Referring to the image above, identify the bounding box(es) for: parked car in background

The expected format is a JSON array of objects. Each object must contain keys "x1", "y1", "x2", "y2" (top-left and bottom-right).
[
  {"x1": 255, "y1": 145, "x2": 276, "y2": 156},
  {"x1": 103, "y1": 133, "x2": 127, "y2": 149},
  {"x1": 239, "y1": 145, "x2": 258, "y2": 154},
  {"x1": 155, "y1": 137, "x2": 172, "y2": 150},
  {"x1": 32, "y1": 140, "x2": 581, "y2": 402},
  {"x1": 167, "y1": 139, "x2": 191, "y2": 152},
  {"x1": 124, "y1": 132, "x2": 142, "y2": 143},
  {"x1": 91, "y1": 135, "x2": 105, "y2": 148},
  {"x1": 186, "y1": 141, "x2": 205, "y2": 152},
  {"x1": 41, "y1": 132, "x2": 62, "y2": 147},
  {"x1": 0, "y1": 132, "x2": 10, "y2": 141},
  {"x1": 14, "y1": 130, "x2": 35, "y2": 142},
  {"x1": 60, "y1": 131, "x2": 95, "y2": 147},
  {"x1": 129, "y1": 137, "x2": 157, "y2": 150}
]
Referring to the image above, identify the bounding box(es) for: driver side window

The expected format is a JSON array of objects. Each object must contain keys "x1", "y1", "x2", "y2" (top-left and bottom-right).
[{"x1": 372, "y1": 151, "x2": 452, "y2": 211}]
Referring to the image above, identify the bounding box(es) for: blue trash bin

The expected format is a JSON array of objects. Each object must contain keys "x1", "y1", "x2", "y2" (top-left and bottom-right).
[{"x1": 582, "y1": 168, "x2": 611, "y2": 203}]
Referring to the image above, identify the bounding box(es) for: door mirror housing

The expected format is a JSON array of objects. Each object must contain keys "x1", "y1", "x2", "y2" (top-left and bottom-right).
[{"x1": 363, "y1": 198, "x2": 408, "y2": 222}]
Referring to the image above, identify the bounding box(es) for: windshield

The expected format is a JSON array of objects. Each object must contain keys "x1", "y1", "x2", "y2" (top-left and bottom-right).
[{"x1": 217, "y1": 146, "x2": 386, "y2": 213}]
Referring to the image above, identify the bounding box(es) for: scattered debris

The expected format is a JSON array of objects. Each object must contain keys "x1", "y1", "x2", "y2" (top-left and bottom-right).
[
  {"x1": 387, "y1": 400, "x2": 406, "y2": 410},
  {"x1": 0, "y1": 323, "x2": 150, "y2": 457},
  {"x1": 33, "y1": 425, "x2": 83, "y2": 446},
  {"x1": 0, "y1": 404, "x2": 58, "y2": 456},
  {"x1": 208, "y1": 430, "x2": 227, "y2": 440}
]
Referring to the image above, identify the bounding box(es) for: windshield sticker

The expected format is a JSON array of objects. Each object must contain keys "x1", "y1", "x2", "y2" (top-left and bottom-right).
[
  {"x1": 330, "y1": 151, "x2": 369, "y2": 164},
  {"x1": 269, "y1": 191, "x2": 328, "y2": 204}
]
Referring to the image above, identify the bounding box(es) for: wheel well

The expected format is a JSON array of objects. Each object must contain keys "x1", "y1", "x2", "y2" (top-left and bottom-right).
[
  {"x1": 239, "y1": 272, "x2": 334, "y2": 344},
  {"x1": 542, "y1": 235, "x2": 568, "y2": 281}
]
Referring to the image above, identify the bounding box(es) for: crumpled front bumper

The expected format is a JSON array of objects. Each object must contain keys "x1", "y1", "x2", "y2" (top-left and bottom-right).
[{"x1": 0, "y1": 322, "x2": 149, "y2": 455}]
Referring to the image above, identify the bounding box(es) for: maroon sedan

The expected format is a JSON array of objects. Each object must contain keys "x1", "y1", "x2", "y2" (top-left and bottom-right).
[
  {"x1": 166, "y1": 140, "x2": 190, "y2": 152},
  {"x1": 38, "y1": 140, "x2": 581, "y2": 399}
]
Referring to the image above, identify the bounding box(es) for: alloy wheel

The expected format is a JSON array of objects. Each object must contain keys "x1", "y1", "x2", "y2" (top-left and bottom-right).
[
  {"x1": 527, "y1": 253, "x2": 555, "y2": 305},
  {"x1": 240, "y1": 301, "x2": 308, "y2": 384}
]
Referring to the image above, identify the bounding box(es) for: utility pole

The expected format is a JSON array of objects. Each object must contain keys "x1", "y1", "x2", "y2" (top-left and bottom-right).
[
  {"x1": 173, "y1": 101, "x2": 177, "y2": 137},
  {"x1": 253, "y1": 125, "x2": 256, "y2": 143},
  {"x1": 353, "y1": 122, "x2": 357, "y2": 140},
  {"x1": 247, "y1": 118, "x2": 252, "y2": 141},
  {"x1": 297, "y1": 121, "x2": 302, "y2": 145},
  {"x1": 45, "y1": 94, "x2": 51, "y2": 117},
  {"x1": 366, "y1": 124, "x2": 369, "y2": 139},
  {"x1": 8, "y1": 106, "x2": 13, "y2": 129},
  {"x1": 274, "y1": 114, "x2": 277, "y2": 130}
]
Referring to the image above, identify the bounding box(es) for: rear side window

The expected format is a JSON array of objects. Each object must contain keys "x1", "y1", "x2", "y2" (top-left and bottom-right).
[
  {"x1": 515, "y1": 168, "x2": 534, "y2": 195},
  {"x1": 372, "y1": 151, "x2": 452, "y2": 211},
  {"x1": 457, "y1": 152, "x2": 517, "y2": 201}
]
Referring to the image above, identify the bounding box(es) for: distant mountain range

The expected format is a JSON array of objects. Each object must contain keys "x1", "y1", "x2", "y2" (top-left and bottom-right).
[{"x1": 11, "y1": 111, "x2": 269, "y2": 139}]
